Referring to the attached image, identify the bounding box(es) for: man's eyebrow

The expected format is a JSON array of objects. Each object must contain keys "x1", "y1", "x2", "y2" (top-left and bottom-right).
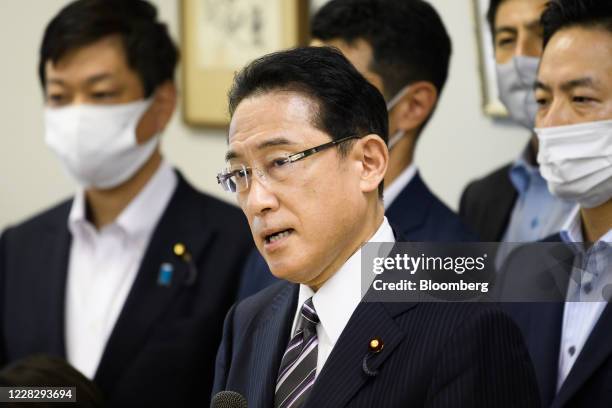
[
  {"x1": 225, "y1": 150, "x2": 240, "y2": 162},
  {"x1": 494, "y1": 26, "x2": 517, "y2": 37},
  {"x1": 560, "y1": 77, "x2": 598, "y2": 92},
  {"x1": 256, "y1": 137, "x2": 296, "y2": 150},
  {"x1": 524, "y1": 19, "x2": 542, "y2": 31},
  {"x1": 85, "y1": 73, "x2": 114, "y2": 85},
  {"x1": 534, "y1": 77, "x2": 598, "y2": 93},
  {"x1": 46, "y1": 73, "x2": 114, "y2": 87},
  {"x1": 224, "y1": 137, "x2": 296, "y2": 162},
  {"x1": 535, "y1": 80, "x2": 551, "y2": 92}
]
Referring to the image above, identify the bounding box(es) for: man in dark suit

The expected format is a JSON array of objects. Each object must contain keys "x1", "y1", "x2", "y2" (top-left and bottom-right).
[
  {"x1": 213, "y1": 46, "x2": 540, "y2": 407},
  {"x1": 0, "y1": 1, "x2": 253, "y2": 406},
  {"x1": 459, "y1": 0, "x2": 574, "y2": 242},
  {"x1": 501, "y1": 1, "x2": 612, "y2": 406},
  {"x1": 238, "y1": 0, "x2": 475, "y2": 299}
]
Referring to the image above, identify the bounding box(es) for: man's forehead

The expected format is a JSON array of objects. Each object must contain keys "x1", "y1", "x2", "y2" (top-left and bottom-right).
[
  {"x1": 496, "y1": 0, "x2": 547, "y2": 27},
  {"x1": 539, "y1": 27, "x2": 612, "y2": 84},
  {"x1": 228, "y1": 91, "x2": 319, "y2": 143},
  {"x1": 45, "y1": 36, "x2": 127, "y2": 81}
]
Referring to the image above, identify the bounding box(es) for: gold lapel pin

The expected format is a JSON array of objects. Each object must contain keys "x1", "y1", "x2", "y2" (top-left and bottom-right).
[{"x1": 369, "y1": 337, "x2": 384, "y2": 353}]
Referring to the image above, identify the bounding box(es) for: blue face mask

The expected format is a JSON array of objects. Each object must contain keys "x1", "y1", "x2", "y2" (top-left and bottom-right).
[
  {"x1": 385, "y1": 86, "x2": 410, "y2": 150},
  {"x1": 496, "y1": 56, "x2": 540, "y2": 129}
]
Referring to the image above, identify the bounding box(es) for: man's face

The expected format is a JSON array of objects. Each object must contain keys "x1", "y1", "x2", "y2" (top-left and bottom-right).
[
  {"x1": 494, "y1": 0, "x2": 548, "y2": 63},
  {"x1": 227, "y1": 91, "x2": 368, "y2": 287},
  {"x1": 535, "y1": 27, "x2": 612, "y2": 127},
  {"x1": 44, "y1": 35, "x2": 162, "y2": 143},
  {"x1": 45, "y1": 35, "x2": 144, "y2": 107}
]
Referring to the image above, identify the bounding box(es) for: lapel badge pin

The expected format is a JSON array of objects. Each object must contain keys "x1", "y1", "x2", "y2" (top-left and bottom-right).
[
  {"x1": 173, "y1": 242, "x2": 197, "y2": 286},
  {"x1": 363, "y1": 337, "x2": 384, "y2": 377},
  {"x1": 369, "y1": 337, "x2": 384, "y2": 353},
  {"x1": 158, "y1": 262, "x2": 174, "y2": 287}
]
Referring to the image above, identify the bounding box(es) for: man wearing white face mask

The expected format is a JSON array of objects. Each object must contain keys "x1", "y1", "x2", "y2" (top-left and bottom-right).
[
  {"x1": 502, "y1": 0, "x2": 612, "y2": 406},
  {"x1": 460, "y1": 0, "x2": 575, "y2": 244},
  {"x1": 0, "y1": 0, "x2": 253, "y2": 406},
  {"x1": 236, "y1": 0, "x2": 476, "y2": 299}
]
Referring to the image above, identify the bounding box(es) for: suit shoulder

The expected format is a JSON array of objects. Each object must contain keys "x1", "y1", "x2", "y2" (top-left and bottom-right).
[
  {"x1": 178, "y1": 180, "x2": 249, "y2": 232},
  {"x1": 416, "y1": 302, "x2": 515, "y2": 334},
  {"x1": 2, "y1": 198, "x2": 72, "y2": 239},
  {"x1": 418, "y1": 187, "x2": 478, "y2": 241},
  {"x1": 463, "y1": 163, "x2": 513, "y2": 198},
  {"x1": 233, "y1": 281, "x2": 293, "y2": 324}
]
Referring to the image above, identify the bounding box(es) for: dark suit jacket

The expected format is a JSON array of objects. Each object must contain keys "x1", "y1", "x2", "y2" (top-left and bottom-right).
[
  {"x1": 387, "y1": 171, "x2": 477, "y2": 242},
  {"x1": 237, "y1": 171, "x2": 477, "y2": 299},
  {"x1": 460, "y1": 163, "x2": 517, "y2": 241},
  {"x1": 214, "y1": 280, "x2": 540, "y2": 407},
  {"x1": 0, "y1": 172, "x2": 254, "y2": 407},
  {"x1": 502, "y1": 234, "x2": 612, "y2": 408}
]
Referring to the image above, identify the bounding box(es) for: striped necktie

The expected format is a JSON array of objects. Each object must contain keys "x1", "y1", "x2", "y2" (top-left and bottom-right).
[{"x1": 274, "y1": 297, "x2": 319, "y2": 408}]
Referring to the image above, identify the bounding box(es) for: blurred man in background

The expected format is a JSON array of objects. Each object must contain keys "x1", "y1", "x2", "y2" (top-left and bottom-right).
[
  {"x1": 503, "y1": 0, "x2": 612, "y2": 405},
  {"x1": 0, "y1": 0, "x2": 252, "y2": 405},
  {"x1": 238, "y1": 0, "x2": 476, "y2": 299},
  {"x1": 460, "y1": 0, "x2": 575, "y2": 243}
]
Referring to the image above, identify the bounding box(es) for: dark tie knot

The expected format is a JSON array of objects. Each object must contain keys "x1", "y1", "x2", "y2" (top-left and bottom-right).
[{"x1": 298, "y1": 297, "x2": 319, "y2": 334}]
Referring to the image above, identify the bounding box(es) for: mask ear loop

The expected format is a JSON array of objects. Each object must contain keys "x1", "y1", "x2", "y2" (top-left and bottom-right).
[{"x1": 386, "y1": 85, "x2": 410, "y2": 151}]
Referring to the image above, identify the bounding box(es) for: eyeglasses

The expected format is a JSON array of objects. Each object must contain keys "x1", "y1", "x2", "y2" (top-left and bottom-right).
[{"x1": 217, "y1": 135, "x2": 360, "y2": 193}]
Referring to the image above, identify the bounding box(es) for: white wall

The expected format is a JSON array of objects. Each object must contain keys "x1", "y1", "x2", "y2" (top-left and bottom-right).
[{"x1": 0, "y1": 0, "x2": 529, "y2": 231}]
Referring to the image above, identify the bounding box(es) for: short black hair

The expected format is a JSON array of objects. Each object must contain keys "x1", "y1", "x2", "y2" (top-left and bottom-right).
[
  {"x1": 486, "y1": 0, "x2": 505, "y2": 38},
  {"x1": 541, "y1": 0, "x2": 612, "y2": 48},
  {"x1": 228, "y1": 46, "x2": 388, "y2": 197},
  {"x1": 311, "y1": 0, "x2": 451, "y2": 101},
  {"x1": 39, "y1": 0, "x2": 179, "y2": 97}
]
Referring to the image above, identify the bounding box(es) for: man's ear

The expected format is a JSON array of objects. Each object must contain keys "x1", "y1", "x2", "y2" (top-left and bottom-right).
[
  {"x1": 136, "y1": 81, "x2": 177, "y2": 143},
  {"x1": 391, "y1": 81, "x2": 438, "y2": 133},
  {"x1": 353, "y1": 134, "x2": 388, "y2": 194}
]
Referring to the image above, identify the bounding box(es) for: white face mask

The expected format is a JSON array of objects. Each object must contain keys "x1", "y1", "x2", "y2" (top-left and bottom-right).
[
  {"x1": 386, "y1": 86, "x2": 410, "y2": 150},
  {"x1": 45, "y1": 99, "x2": 159, "y2": 189},
  {"x1": 535, "y1": 119, "x2": 612, "y2": 208},
  {"x1": 496, "y1": 56, "x2": 540, "y2": 129}
]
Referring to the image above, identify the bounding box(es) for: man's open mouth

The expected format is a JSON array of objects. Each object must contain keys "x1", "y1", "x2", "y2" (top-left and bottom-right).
[{"x1": 265, "y1": 229, "x2": 294, "y2": 244}]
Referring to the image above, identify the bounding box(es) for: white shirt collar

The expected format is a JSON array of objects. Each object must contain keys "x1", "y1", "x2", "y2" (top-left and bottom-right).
[
  {"x1": 559, "y1": 205, "x2": 583, "y2": 243},
  {"x1": 296, "y1": 216, "x2": 395, "y2": 346},
  {"x1": 383, "y1": 163, "x2": 417, "y2": 209},
  {"x1": 68, "y1": 160, "x2": 178, "y2": 239}
]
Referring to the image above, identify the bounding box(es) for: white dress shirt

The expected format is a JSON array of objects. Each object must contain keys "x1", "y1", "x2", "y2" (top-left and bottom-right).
[
  {"x1": 65, "y1": 160, "x2": 177, "y2": 379},
  {"x1": 292, "y1": 217, "x2": 395, "y2": 377},
  {"x1": 557, "y1": 206, "x2": 612, "y2": 390},
  {"x1": 383, "y1": 164, "x2": 417, "y2": 210}
]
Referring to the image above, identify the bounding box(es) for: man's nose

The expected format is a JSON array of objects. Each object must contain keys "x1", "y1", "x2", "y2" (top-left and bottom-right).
[
  {"x1": 515, "y1": 32, "x2": 541, "y2": 58},
  {"x1": 243, "y1": 173, "x2": 279, "y2": 217}
]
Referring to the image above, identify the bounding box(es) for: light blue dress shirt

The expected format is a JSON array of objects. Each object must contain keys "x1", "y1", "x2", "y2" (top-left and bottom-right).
[
  {"x1": 502, "y1": 150, "x2": 576, "y2": 243},
  {"x1": 557, "y1": 207, "x2": 612, "y2": 390},
  {"x1": 495, "y1": 148, "x2": 576, "y2": 268}
]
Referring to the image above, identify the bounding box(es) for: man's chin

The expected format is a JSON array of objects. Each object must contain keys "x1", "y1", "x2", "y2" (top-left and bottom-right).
[{"x1": 267, "y1": 261, "x2": 309, "y2": 284}]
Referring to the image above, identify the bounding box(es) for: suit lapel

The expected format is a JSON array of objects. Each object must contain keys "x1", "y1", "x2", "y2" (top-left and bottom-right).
[
  {"x1": 38, "y1": 206, "x2": 73, "y2": 358},
  {"x1": 491, "y1": 175, "x2": 516, "y2": 241},
  {"x1": 553, "y1": 304, "x2": 612, "y2": 407},
  {"x1": 526, "y1": 301, "x2": 564, "y2": 406},
  {"x1": 306, "y1": 301, "x2": 416, "y2": 408},
  {"x1": 94, "y1": 176, "x2": 214, "y2": 393},
  {"x1": 525, "y1": 242, "x2": 573, "y2": 405},
  {"x1": 250, "y1": 284, "x2": 298, "y2": 408}
]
